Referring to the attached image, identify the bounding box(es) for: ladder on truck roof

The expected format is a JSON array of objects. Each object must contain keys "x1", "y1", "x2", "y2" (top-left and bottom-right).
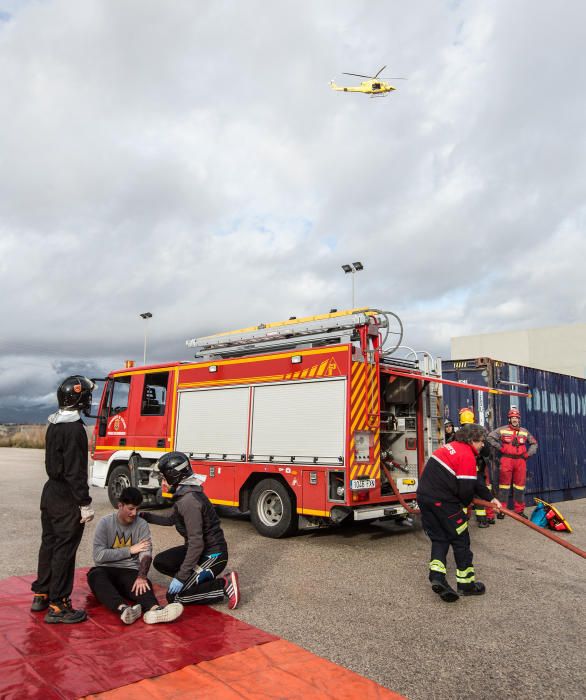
[{"x1": 186, "y1": 308, "x2": 401, "y2": 360}]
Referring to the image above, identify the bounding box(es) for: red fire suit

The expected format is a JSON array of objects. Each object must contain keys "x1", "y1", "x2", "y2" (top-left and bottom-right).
[{"x1": 487, "y1": 424, "x2": 537, "y2": 514}]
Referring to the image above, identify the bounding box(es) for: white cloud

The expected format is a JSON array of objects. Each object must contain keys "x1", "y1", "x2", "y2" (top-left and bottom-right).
[{"x1": 1, "y1": 0, "x2": 585, "y2": 418}]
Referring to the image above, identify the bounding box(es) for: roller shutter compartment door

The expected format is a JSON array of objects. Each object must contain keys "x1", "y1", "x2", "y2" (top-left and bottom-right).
[
  {"x1": 250, "y1": 379, "x2": 346, "y2": 464},
  {"x1": 175, "y1": 387, "x2": 249, "y2": 458}
]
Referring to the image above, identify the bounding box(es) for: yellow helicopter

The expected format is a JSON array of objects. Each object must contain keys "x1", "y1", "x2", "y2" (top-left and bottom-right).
[{"x1": 329, "y1": 66, "x2": 406, "y2": 97}]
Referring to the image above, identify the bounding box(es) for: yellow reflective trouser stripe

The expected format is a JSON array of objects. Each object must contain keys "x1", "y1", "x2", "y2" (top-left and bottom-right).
[
  {"x1": 455, "y1": 520, "x2": 468, "y2": 535},
  {"x1": 499, "y1": 484, "x2": 509, "y2": 490},
  {"x1": 513, "y1": 484, "x2": 525, "y2": 490},
  {"x1": 456, "y1": 567, "x2": 475, "y2": 583},
  {"x1": 475, "y1": 508, "x2": 487, "y2": 516},
  {"x1": 429, "y1": 559, "x2": 447, "y2": 574}
]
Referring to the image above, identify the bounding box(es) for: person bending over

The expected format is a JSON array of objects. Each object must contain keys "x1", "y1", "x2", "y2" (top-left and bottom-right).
[{"x1": 416, "y1": 423, "x2": 502, "y2": 602}]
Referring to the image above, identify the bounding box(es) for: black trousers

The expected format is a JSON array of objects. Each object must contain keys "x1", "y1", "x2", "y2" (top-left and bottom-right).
[
  {"x1": 419, "y1": 497, "x2": 474, "y2": 585},
  {"x1": 31, "y1": 481, "x2": 85, "y2": 602},
  {"x1": 87, "y1": 566, "x2": 159, "y2": 613},
  {"x1": 153, "y1": 546, "x2": 227, "y2": 605}
]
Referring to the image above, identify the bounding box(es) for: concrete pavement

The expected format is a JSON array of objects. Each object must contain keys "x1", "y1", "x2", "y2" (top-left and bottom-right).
[{"x1": 1, "y1": 447, "x2": 584, "y2": 700}]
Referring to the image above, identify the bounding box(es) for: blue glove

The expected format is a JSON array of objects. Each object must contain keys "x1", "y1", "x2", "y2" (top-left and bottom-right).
[{"x1": 168, "y1": 578, "x2": 184, "y2": 594}]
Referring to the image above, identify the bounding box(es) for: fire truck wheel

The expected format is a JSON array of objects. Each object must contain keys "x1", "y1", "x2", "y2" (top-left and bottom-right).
[
  {"x1": 107, "y1": 465, "x2": 132, "y2": 508},
  {"x1": 250, "y1": 479, "x2": 298, "y2": 538}
]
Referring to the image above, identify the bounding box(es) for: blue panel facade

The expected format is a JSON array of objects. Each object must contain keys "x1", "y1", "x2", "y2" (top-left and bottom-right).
[{"x1": 442, "y1": 359, "x2": 586, "y2": 504}]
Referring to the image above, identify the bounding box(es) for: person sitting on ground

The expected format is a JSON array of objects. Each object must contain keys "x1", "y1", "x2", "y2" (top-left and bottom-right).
[
  {"x1": 87, "y1": 486, "x2": 183, "y2": 625},
  {"x1": 140, "y1": 452, "x2": 240, "y2": 609}
]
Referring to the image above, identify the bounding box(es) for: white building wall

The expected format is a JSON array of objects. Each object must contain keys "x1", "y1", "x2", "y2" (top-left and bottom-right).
[{"x1": 451, "y1": 323, "x2": 586, "y2": 378}]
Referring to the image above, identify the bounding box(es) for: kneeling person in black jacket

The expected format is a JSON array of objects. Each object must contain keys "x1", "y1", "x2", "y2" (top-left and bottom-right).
[{"x1": 141, "y1": 452, "x2": 240, "y2": 609}]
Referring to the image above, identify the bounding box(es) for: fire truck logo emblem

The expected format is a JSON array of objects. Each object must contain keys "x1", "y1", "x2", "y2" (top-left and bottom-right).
[{"x1": 107, "y1": 414, "x2": 127, "y2": 435}]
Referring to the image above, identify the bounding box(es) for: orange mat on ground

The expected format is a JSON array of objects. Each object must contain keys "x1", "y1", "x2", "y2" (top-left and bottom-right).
[{"x1": 84, "y1": 638, "x2": 407, "y2": 699}]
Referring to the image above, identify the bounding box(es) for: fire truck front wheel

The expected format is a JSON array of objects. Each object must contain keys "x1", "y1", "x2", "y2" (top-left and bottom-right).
[
  {"x1": 250, "y1": 479, "x2": 298, "y2": 538},
  {"x1": 107, "y1": 465, "x2": 132, "y2": 508}
]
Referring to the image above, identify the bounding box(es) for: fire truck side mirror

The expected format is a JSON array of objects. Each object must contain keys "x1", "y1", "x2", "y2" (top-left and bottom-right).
[{"x1": 98, "y1": 415, "x2": 107, "y2": 438}]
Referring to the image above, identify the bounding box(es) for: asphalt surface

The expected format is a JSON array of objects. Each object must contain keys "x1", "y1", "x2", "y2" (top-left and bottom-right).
[{"x1": 1, "y1": 447, "x2": 585, "y2": 700}]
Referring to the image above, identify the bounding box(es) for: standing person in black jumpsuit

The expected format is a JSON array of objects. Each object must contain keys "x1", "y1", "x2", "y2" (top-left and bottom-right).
[
  {"x1": 141, "y1": 452, "x2": 240, "y2": 609},
  {"x1": 30, "y1": 376, "x2": 96, "y2": 623}
]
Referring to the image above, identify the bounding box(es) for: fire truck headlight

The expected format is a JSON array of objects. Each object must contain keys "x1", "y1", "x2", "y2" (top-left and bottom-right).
[{"x1": 336, "y1": 485, "x2": 345, "y2": 497}]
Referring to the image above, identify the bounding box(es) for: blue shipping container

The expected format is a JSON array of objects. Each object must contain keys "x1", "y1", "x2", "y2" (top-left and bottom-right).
[{"x1": 442, "y1": 358, "x2": 586, "y2": 504}]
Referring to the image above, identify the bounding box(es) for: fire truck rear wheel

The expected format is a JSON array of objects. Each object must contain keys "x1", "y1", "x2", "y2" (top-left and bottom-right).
[
  {"x1": 250, "y1": 479, "x2": 298, "y2": 538},
  {"x1": 107, "y1": 465, "x2": 132, "y2": 508}
]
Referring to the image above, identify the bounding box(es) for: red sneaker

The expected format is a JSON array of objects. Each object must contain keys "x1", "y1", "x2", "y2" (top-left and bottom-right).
[{"x1": 224, "y1": 571, "x2": 240, "y2": 610}]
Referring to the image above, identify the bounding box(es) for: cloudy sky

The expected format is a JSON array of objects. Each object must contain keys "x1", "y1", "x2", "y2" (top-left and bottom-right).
[{"x1": 1, "y1": 0, "x2": 585, "y2": 421}]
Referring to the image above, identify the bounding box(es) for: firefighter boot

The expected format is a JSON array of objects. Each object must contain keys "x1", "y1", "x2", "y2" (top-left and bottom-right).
[
  {"x1": 31, "y1": 593, "x2": 49, "y2": 612},
  {"x1": 497, "y1": 511, "x2": 505, "y2": 520},
  {"x1": 457, "y1": 581, "x2": 486, "y2": 596},
  {"x1": 430, "y1": 575, "x2": 459, "y2": 603},
  {"x1": 45, "y1": 598, "x2": 87, "y2": 624},
  {"x1": 477, "y1": 515, "x2": 489, "y2": 528},
  {"x1": 487, "y1": 516, "x2": 496, "y2": 525}
]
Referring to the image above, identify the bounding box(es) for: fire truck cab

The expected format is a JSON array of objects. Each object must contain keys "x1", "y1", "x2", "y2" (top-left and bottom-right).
[{"x1": 90, "y1": 308, "x2": 444, "y2": 537}]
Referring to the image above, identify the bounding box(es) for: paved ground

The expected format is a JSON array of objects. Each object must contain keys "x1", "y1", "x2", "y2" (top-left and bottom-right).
[{"x1": 1, "y1": 447, "x2": 585, "y2": 700}]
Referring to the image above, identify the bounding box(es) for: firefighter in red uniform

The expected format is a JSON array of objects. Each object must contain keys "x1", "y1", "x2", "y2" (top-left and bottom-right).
[
  {"x1": 416, "y1": 423, "x2": 502, "y2": 602},
  {"x1": 487, "y1": 407, "x2": 537, "y2": 518}
]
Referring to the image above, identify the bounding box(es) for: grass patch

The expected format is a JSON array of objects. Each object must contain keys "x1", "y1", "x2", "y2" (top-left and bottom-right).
[{"x1": 0, "y1": 425, "x2": 47, "y2": 448}]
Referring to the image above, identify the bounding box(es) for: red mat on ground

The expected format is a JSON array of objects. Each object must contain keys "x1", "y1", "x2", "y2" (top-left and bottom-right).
[{"x1": 0, "y1": 569, "x2": 277, "y2": 700}]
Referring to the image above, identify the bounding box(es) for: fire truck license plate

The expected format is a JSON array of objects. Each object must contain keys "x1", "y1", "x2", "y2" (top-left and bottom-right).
[{"x1": 350, "y1": 478, "x2": 376, "y2": 490}]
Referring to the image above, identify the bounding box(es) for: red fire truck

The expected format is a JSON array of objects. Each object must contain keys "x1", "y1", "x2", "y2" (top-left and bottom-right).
[{"x1": 90, "y1": 308, "x2": 445, "y2": 537}]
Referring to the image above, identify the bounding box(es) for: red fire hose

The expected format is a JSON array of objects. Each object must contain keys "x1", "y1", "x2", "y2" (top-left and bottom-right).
[
  {"x1": 379, "y1": 465, "x2": 585, "y2": 560},
  {"x1": 473, "y1": 498, "x2": 586, "y2": 560},
  {"x1": 380, "y1": 462, "x2": 420, "y2": 515}
]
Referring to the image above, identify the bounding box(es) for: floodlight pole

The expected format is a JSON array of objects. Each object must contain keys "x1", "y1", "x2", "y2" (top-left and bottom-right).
[
  {"x1": 140, "y1": 312, "x2": 152, "y2": 364},
  {"x1": 341, "y1": 262, "x2": 364, "y2": 308}
]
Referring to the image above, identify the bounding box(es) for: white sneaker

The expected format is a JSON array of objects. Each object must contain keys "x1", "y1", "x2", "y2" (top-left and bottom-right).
[
  {"x1": 120, "y1": 604, "x2": 142, "y2": 625},
  {"x1": 143, "y1": 602, "x2": 184, "y2": 624}
]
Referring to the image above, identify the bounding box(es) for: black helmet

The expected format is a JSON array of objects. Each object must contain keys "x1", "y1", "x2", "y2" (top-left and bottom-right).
[
  {"x1": 57, "y1": 375, "x2": 96, "y2": 415},
  {"x1": 156, "y1": 451, "x2": 193, "y2": 491}
]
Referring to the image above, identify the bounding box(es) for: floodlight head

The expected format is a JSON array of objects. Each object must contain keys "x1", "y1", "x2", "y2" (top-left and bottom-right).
[
  {"x1": 140, "y1": 312, "x2": 153, "y2": 319},
  {"x1": 352, "y1": 262, "x2": 364, "y2": 271},
  {"x1": 341, "y1": 264, "x2": 352, "y2": 273}
]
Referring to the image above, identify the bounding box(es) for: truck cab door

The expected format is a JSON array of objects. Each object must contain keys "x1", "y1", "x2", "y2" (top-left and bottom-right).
[
  {"x1": 97, "y1": 375, "x2": 133, "y2": 449},
  {"x1": 131, "y1": 371, "x2": 172, "y2": 451}
]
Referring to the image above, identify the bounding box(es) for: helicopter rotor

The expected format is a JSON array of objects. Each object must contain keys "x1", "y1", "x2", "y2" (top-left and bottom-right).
[{"x1": 342, "y1": 65, "x2": 407, "y2": 80}]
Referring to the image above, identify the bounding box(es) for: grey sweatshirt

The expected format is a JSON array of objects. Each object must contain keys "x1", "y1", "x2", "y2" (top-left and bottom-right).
[{"x1": 93, "y1": 512, "x2": 152, "y2": 577}]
